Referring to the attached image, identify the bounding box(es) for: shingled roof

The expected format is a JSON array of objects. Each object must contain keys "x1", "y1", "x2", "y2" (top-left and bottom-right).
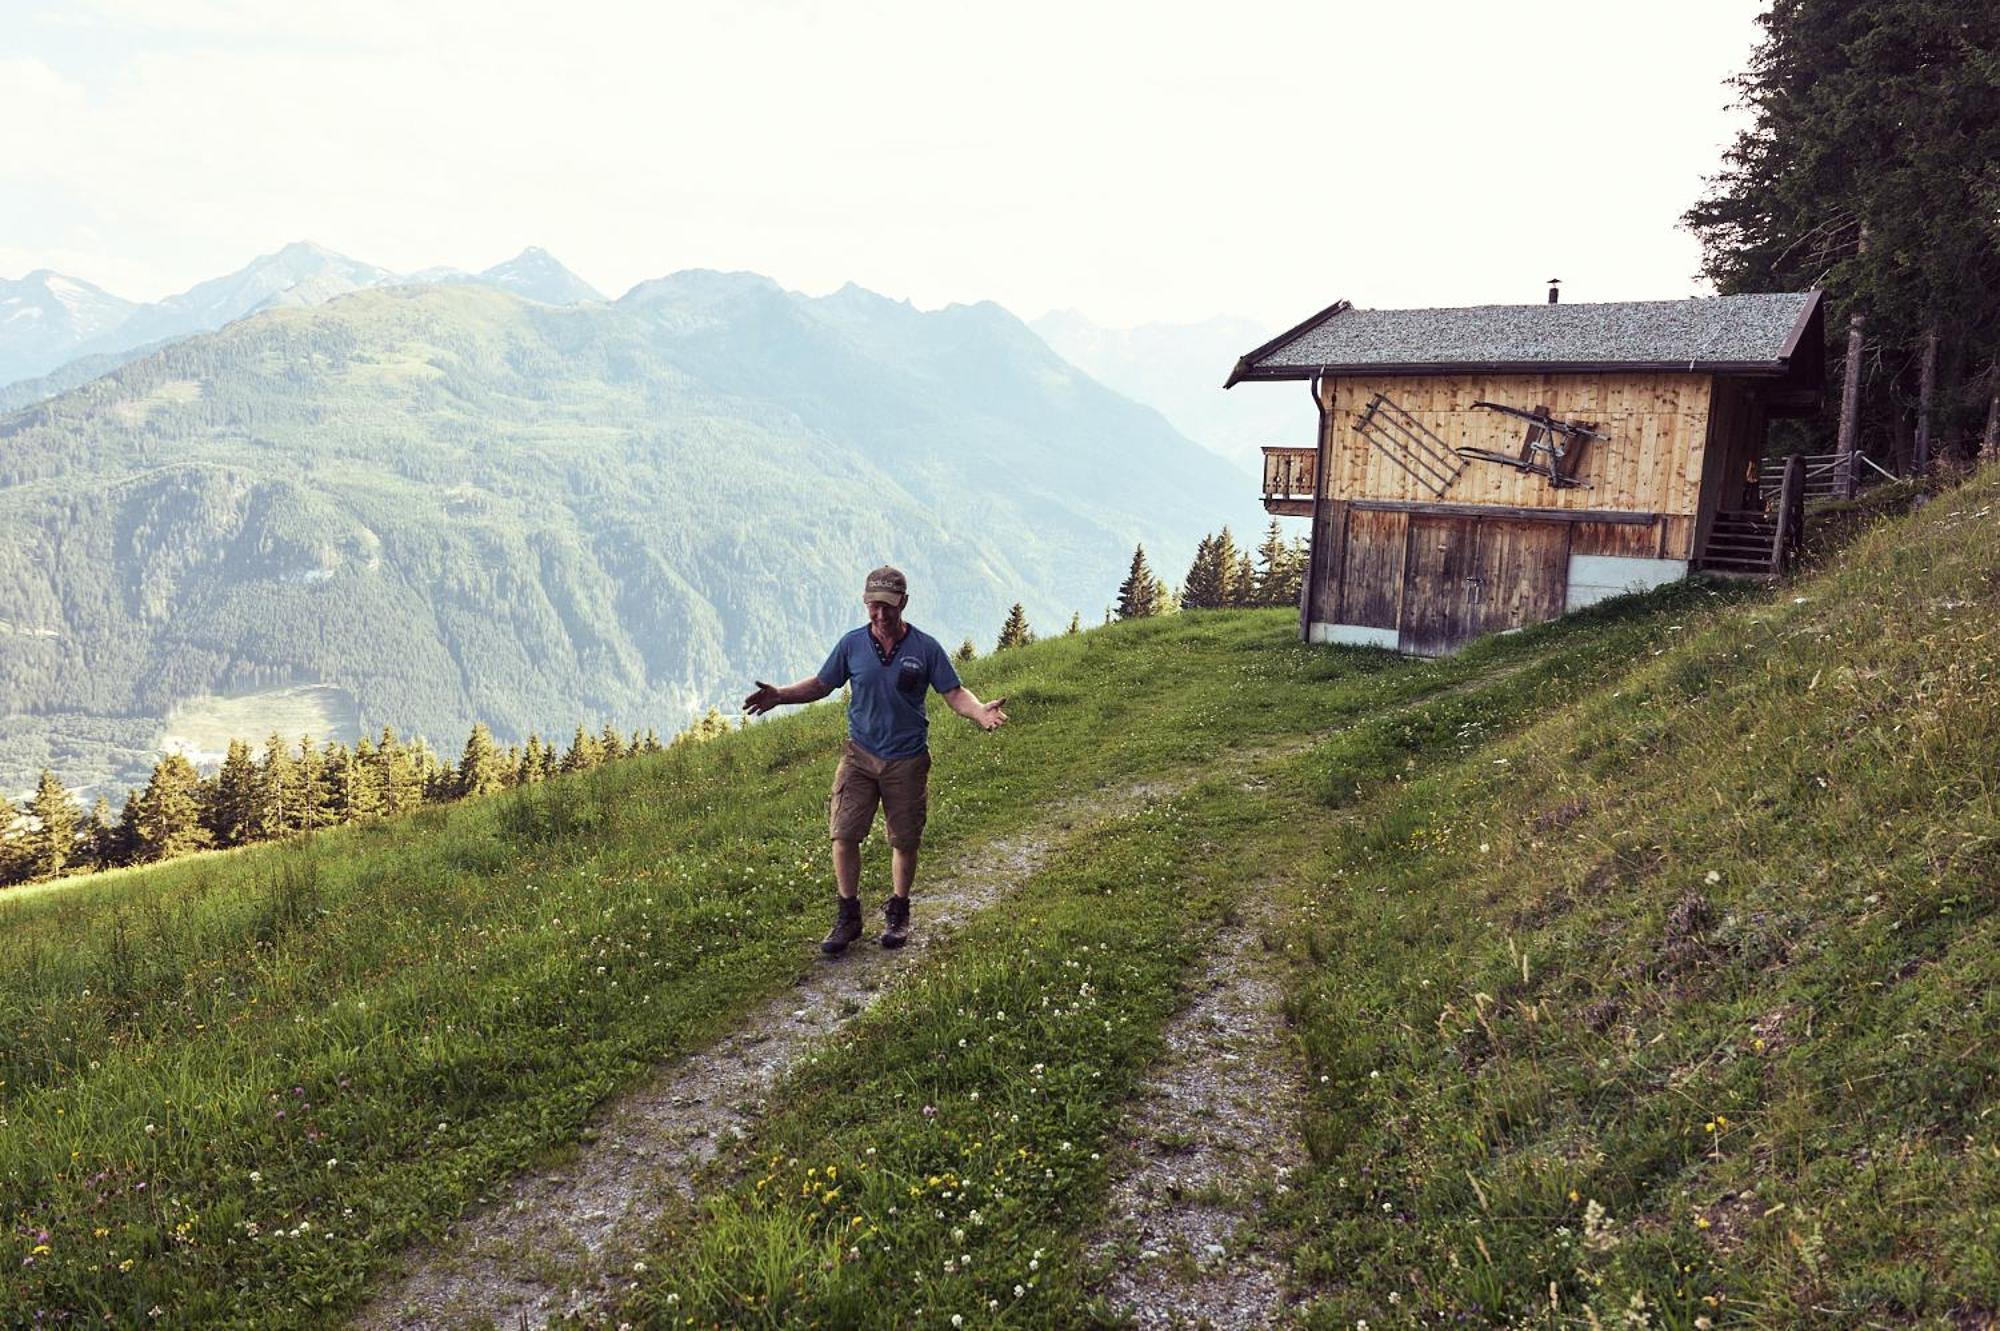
[{"x1": 1225, "y1": 291, "x2": 1824, "y2": 387}]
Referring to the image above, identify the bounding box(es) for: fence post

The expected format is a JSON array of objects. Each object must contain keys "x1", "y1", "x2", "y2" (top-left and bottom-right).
[{"x1": 1773, "y1": 452, "x2": 1805, "y2": 576}]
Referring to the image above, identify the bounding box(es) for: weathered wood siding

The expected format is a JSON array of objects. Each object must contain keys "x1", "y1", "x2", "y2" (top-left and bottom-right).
[{"x1": 1320, "y1": 373, "x2": 1716, "y2": 528}]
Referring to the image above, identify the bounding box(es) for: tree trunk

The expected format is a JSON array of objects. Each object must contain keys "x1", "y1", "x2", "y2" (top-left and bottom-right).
[
  {"x1": 1914, "y1": 325, "x2": 1937, "y2": 473},
  {"x1": 1985, "y1": 361, "x2": 2000, "y2": 461},
  {"x1": 1835, "y1": 226, "x2": 1869, "y2": 498}
]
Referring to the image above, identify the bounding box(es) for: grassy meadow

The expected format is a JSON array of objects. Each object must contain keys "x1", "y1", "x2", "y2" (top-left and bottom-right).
[{"x1": 3, "y1": 467, "x2": 1996, "y2": 1329}]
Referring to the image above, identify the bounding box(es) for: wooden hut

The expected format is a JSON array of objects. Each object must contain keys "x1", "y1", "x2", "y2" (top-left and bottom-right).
[{"x1": 1228, "y1": 290, "x2": 1825, "y2": 654}]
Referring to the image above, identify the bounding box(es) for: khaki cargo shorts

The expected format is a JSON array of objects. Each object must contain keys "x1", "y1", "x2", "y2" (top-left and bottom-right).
[{"x1": 828, "y1": 740, "x2": 931, "y2": 850}]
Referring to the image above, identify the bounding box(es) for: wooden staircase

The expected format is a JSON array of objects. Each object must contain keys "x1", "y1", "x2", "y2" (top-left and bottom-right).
[{"x1": 1696, "y1": 454, "x2": 1806, "y2": 580}]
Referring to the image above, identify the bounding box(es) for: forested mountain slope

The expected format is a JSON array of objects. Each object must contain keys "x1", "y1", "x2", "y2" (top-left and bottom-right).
[{"x1": 0, "y1": 276, "x2": 1254, "y2": 797}]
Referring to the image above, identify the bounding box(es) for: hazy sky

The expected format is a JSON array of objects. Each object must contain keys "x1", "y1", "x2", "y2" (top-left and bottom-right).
[{"x1": 1, "y1": 0, "x2": 1763, "y2": 328}]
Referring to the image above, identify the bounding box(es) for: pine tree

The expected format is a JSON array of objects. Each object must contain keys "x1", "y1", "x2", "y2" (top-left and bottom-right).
[
  {"x1": 642, "y1": 728, "x2": 664, "y2": 754},
  {"x1": 561, "y1": 724, "x2": 603, "y2": 773},
  {"x1": 374, "y1": 727, "x2": 423, "y2": 815},
  {"x1": 345, "y1": 737, "x2": 385, "y2": 819},
  {"x1": 255, "y1": 732, "x2": 295, "y2": 839},
  {"x1": 996, "y1": 603, "x2": 1034, "y2": 650},
  {"x1": 134, "y1": 753, "x2": 210, "y2": 862},
  {"x1": 83, "y1": 796, "x2": 118, "y2": 870},
  {"x1": 457, "y1": 722, "x2": 507, "y2": 798},
  {"x1": 1253, "y1": 518, "x2": 1303, "y2": 608},
  {"x1": 1066, "y1": 611, "x2": 1081, "y2": 636},
  {"x1": 23, "y1": 768, "x2": 79, "y2": 880},
  {"x1": 954, "y1": 637, "x2": 977, "y2": 663},
  {"x1": 1228, "y1": 551, "x2": 1257, "y2": 608},
  {"x1": 293, "y1": 736, "x2": 335, "y2": 833},
  {"x1": 208, "y1": 738, "x2": 261, "y2": 846},
  {"x1": 521, "y1": 733, "x2": 546, "y2": 783},
  {"x1": 1181, "y1": 529, "x2": 1238, "y2": 610},
  {"x1": 600, "y1": 724, "x2": 628, "y2": 762},
  {"x1": 1116, "y1": 544, "x2": 1166, "y2": 620}
]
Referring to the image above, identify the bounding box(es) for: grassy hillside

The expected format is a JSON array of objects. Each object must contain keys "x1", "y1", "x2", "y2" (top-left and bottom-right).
[{"x1": 2, "y1": 468, "x2": 1994, "y2": 1328}]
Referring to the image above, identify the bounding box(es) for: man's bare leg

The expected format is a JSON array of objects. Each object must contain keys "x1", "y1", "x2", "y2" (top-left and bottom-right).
[
  {"x1": 833, "y1": 840, "x2": 862, "y2": 899},
  {"x1": 891, "y1": 847, "x2": 917, "y2": 898}
]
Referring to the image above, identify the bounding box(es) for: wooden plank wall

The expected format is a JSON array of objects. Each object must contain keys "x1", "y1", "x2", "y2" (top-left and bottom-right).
[{"x1": 1321, "y1": 372, "x2": 1715, "y2": 519}]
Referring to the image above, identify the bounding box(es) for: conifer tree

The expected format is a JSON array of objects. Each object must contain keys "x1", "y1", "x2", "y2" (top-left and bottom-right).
[
  {"x1": 293, "y1": 735, "x2": 335, "y2": 832},
  {"x1": 1066, "y1": 611, "x2": 1081, "y2": 636},
  {"x1": 955, "y1": 637, "x2": 977, "y2": 663},
  {"x1": 1116, "y1": 544, "x2": 1167, "y2": 620},
  {"x1": 1253, "y1": 518, "x2": 1300, "y2": 607},
  {"x1": 23, "y1": 768, "x2": 79, "y2": 880},
  {"x1": 345, "y1": 737, "x2": 385, "y2": 819},
  {"x1": 134, "y1": 753, "x2": 210, "y2": 862},
  {"x1": 458, "y1": 723, "x2": 507, "y2": 798},
  {"x1": 1229, "y1": 551, "x2": 1257, "y2": 608},
  {"x1": 561, "y1": 724, "x2": 603, "y2": 773},
  {"x1": 630, "y1": 728, "x2": 643, "y2": 755},
  {"x1": 255, "y1": 732, "x2": 295, "y2": 839},
  {"x1": 503, "y1": 744, "x2": 524, "y2": 787},
  {"x1": 374, "y1": 727, "x2": 422, "y2": 816},
  {"x1": 521, "y1": 734, "x2": 546, "y2": 784},
  {"x1": 642, "y1": 728, "x2": 663, "y2": 754},
  {"x1": 115, "y1": 792, "x2": 143, "y2": 868},
  {"x1": 208, "y1": 739, "x2": 261, "y2": 846},
  {"x1": 83, "y1": 796, "x2": 117, "y2": 870},
  {"x1": 600, "y1": 724, "x2": 628, "y2": 762},
  {"x1": 1181, "y1": 529, "x2": 1232, "y2": 610},
  {"x1": 996, "y1": 603, "x2": 1034, "y2": 650}
]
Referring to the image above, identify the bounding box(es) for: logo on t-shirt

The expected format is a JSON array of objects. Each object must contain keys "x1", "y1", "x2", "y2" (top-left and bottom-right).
[{"x1": 896, "y1": 656, "x2": 925, "y2": 697}]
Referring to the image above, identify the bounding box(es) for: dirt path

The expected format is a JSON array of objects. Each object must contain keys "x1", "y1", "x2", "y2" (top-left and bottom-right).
[
  {"x1": 351, "y1": 779, "x2": 1176, "y2": 1330},
  {"x1": 1086, "y1": 887, "x2": 1309, "y2": 1329}
]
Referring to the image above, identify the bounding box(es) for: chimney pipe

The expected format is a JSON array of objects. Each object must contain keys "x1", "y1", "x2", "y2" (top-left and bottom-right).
[{"x1": 1547, "y1": 279, "x2": 1561, "y2": 304}]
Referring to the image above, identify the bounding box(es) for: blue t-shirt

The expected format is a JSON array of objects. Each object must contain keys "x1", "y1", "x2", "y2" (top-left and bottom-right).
[{"x1": 817, "y1": 624, "x2": 962, "y2": 760}]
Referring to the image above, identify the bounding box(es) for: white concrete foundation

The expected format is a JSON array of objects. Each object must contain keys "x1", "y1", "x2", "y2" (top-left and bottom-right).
[
  {"x1": 1565, "y1": 554, "x2": 1689, "y2": 612},
  {"x1": 1308, "y1": 621, "x2": 1401, "y2": 649}
]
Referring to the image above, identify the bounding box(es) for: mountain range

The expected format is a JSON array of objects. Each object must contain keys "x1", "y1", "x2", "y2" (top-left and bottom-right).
[
  {"x1": 0, "y1": 267, "x2": 1262, "y2": 801},
  {"x1": 0, "y1": 242, "x2": 605, "y2": 403}
]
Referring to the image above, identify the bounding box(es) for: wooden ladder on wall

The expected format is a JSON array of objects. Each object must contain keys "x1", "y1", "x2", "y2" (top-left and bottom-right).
[{"x1": 1696, "y1": 453, "x2": 1806, "y2": 579}]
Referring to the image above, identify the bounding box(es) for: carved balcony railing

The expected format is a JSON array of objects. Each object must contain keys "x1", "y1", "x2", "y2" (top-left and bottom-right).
[{"x1": 1261, "y1": 446, "x2": 1317, "y2": 516}]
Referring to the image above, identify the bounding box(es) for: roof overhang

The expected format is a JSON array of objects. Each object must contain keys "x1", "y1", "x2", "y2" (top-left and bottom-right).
[{"x1": 1228, "y1": 358, "x2": 1797, "y2": 383}]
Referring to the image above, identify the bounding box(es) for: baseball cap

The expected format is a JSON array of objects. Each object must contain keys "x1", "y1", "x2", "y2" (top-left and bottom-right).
[{"x1": 863, "y1": 565, "x2": 908, "y2": 605}]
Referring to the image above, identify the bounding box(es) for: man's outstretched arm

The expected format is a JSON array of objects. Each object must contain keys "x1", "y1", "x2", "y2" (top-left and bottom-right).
[
  {"x1": 744, "y1": 676, "x2": 835, "y2": 715},
  {"x1": 942, "y1": 686, "x2": 1007, "y2": 732}
]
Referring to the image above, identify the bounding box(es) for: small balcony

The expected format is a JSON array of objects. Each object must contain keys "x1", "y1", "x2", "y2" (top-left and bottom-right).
[{"x1": 1261, "y1": 446, "x2": 1317, "y2": 516}]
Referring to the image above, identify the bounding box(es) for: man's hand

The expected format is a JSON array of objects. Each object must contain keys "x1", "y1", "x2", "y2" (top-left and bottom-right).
[
  {"x1": 976, "y1": 697, "x2": 1007, "y2": 731},
  {"x1": 743, "y1": 680, "x2": 783, "y2": 716}
]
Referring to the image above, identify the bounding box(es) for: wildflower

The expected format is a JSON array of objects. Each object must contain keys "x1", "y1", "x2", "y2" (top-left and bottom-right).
[
  {"x1": 1014, "y1": 1285, "x2": 1025, "y2": 1298},
  {"x1": 951, "y1": 1317, "x2": 963, "y2": 1329},
  {"x1": 249, "y1": 1170, "x2": 262, "y2": 1183},
  {"x1": 1704, "y1": 870, "x2": 1721, "y2": 884}
]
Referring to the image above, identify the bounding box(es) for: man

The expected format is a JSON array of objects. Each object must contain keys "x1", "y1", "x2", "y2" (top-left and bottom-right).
[{"x1": 743, "y1": 566, "x2": 1008, "y2": 953}]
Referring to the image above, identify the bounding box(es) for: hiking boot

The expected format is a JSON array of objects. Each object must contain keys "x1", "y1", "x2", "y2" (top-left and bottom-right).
[
  {"x1": 820, "y1": 896, "x2": 863, "y2": 955},
  {"x1": 880, "y1": 894, "x2": 911, "y2": 949}
]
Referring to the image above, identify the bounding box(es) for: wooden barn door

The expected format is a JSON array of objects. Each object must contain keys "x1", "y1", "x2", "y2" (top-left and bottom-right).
[
  {"x1": 1399, "y1": 515, "x2": 1479, "y2": 655},
  {"x1": 1465, "y1": 520, "x2": 1570, "y2": 638},
  {"x1": 1399, "y1": 516, "x2": 1570, "y2": 654}
]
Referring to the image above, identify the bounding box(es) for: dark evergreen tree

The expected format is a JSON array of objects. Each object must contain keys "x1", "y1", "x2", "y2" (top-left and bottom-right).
[
  {"x1": 293, "y1": 736, "x2": 335, "y2": 832},
  {"x1": 521, "y1": 733, "x2": 546, "y2": 784},
  {"x1": 1684, "y1": 0, "x2": 2000, "y2": 463},
  {"x1": 208, "y1": 738, "x2": 261, "y2": 846},
  {"x1": 561, "y1": 724, "x2": 603, "y2": 773},
  {"x1": 1228, "y1": 551, "x2": 1257, "y2": 609},
  {"x1": 996, "y1": 603, "x2": 1034, "y2": 650},
  {"x1": 83, "y1": 796, "x2": 118, "y2": 870},
  {"x1": 1116, "y1": 544, "x2": 1167, "y2": 620},
  {"x1": 1253, "y1": 518, "x2": 1304, "y2": 607},
  {"x1": 642, "y1": 728, "x2": 664, "y2": 754},
  {"x1": 600, "y1": 724, "x2": 628, "y2": 762},
  {"x1": 345, "y1": 737, "x2": 385, "y2": 819},
  {"x1": 255, "y1": 732, "x2": 295, "y2": 839},
  {"x1": 458, "y1": 722, "x2": 507, "y2": 798},
  {"x1": 955, "y1": 637, "x2": 977, "y2": 663},
  {"x1": 23, "y1": 768, "x2": 79, "y2": 880},
  {"x1": 1181, "y1": 528, "x2": 1239, "y2": 610},
  {"x1": 134, "y1": 753, "x2": 210, "y2": 862}
]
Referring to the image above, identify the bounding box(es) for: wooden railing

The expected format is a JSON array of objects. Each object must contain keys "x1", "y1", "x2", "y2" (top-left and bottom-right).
[
  {"x1": 1758, "y1": 451, "x2": 1897, "y2": 503},
  {"x1": 1261, "y1": 446, "x2": 1317, "y2": 514}
]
